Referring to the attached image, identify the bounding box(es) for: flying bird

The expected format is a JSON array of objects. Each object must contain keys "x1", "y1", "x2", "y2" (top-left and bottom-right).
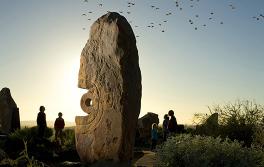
[{"x1": 229, "y1": 4, "x2": 236, "y2": 10}]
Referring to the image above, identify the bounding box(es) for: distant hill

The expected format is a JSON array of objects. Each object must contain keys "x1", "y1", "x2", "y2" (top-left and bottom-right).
[{"x1": 21, "y1": 120, "x2": 75, "y2": 128}]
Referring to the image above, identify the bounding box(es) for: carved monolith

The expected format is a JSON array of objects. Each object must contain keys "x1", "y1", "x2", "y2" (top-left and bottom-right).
[
  {"x1": 75, "y1": 12, "x2": 141, "y2": 163},
  {"x1": 0, "y1": 88, "x2": 20, "y2": 134}
]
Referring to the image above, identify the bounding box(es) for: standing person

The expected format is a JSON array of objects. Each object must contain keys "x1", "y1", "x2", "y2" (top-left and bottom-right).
[
  {"x1": 168, "y1": 110, "x2": 177, "y2": 134},
  {"x1": 37, "y1": 106, "x2": 47, "y2": 138},
  {"x1": 162, "y1": 114, "x2": 169, "y2": 141},
  {"x1": 151, "y1": 123, "x2": 158, "y2": 151},
  {"x1": 54, "y1": 112, "x2": 65, "y2": 144}
]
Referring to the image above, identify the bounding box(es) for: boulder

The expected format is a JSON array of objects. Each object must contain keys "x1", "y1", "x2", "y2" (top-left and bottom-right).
[
  {"x1": 137, "y1": 112, "x2": 159, "y2": 141},
  {"x1": 75, "y1": 12, "x2": 141, "y2": 163},
  {"x1": 0, "y1": 88, "x2": 20, "y2": 134},
  {"x1": 196, "y1": 113, "x2": 219, "y2": 136}
]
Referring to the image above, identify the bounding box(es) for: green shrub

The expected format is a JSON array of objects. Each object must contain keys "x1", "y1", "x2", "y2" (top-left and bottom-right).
[
  {"x1": 253, "y1": 124, "x2": 264, "y2": 147},
  {"x1": 63, "y1": 128, "x2": 75, "y2": 149},
  {"x1": 1, "y1": 140, "x2": 46, "y2": 167},
  {"x1": 157, "y1": 134, "x2": 264, "y2": 167},
  {"x1": 9, "y1": 126, "x2": 53, "y2": 141},
  {"x1": 194, "y1": 100, "x2": 264, "y2": 147},
  {"x1": 5, "y1": 127, "x2": 54, "y2": 159}
]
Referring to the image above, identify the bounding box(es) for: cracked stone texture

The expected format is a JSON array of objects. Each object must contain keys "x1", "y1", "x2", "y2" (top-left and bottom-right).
[
  {"x1": 0, "y1": 87, "x2": 20, "y2": 134},
  {"x1": 75, "y1": 12, "x2": 141, "y2": 163}
]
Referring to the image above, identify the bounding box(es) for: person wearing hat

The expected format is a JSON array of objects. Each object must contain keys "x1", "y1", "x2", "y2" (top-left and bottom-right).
[{"x1": 54, "y1": 112, "x2": 65, "y2": 143}]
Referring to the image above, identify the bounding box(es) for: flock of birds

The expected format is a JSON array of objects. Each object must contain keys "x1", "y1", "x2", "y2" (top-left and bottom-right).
[{"x1": 81, "y1": 0, "x2": 264, "y2": 38}]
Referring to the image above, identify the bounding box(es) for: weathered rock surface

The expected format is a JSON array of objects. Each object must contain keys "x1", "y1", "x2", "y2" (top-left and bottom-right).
[
  {"x1": 75, "y1": 12, "x2": 141, "y2": 163},
  {"x1": 137, "y1": 112, "x2": 159, "y2": 140},
  {"x1": 0, "y1": 88, "x2": 20, "y2": 134},
  {"x1": 196, "y1": 113, "x2": 219, "y2": 136}
]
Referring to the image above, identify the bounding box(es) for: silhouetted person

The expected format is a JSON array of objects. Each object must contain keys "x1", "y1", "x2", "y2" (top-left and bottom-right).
[
  {"x1": 54, "y1": 112, "x2": 65, "y2": 144},
  {"x1": 163, "y1": 114, "x2": 169, "y2": 141},
  {"x1": 168, "y1": 110, "x2": 177, "y2": 134},
  {"x1": 37, "y1": 106, "x2": 47, "y2": 138},
  {"x1": 151, "y1": 123, "x2": 158, "y2": 151}
]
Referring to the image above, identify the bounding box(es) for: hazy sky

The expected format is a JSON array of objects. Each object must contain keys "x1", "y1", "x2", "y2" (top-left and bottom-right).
[{"x1": 0, "y1": 0, "x2": 264, "y2": 124}]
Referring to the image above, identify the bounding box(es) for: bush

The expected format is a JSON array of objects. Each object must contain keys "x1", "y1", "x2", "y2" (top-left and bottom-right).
[
  {"x1": 157, "y1": 134, "x2": 264, "y2": 167},
  {"x1": 194, "y1": 100, "x2": 264, "y2": 146},
  {"x1": 62, "y1": 128, "x2": 75, "y2": 149},
  {"x1": 4, "y1": 127, "x2": 54, "y2": 159},
  {"x1": 9, "y1": 126, "x2": 53, "y2": 141},
  {"x1": 0, "y1": 140, "x2": 46, "y2": 167}
]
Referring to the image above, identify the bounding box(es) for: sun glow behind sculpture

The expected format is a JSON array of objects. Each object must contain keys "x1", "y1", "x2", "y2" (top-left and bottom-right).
[{"x1": 59, "y1": 58, "x2": 88, "y2": 121}]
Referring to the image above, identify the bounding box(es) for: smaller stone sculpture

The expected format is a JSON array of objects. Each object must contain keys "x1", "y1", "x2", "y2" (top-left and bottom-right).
[
  {"x1": 0, "y1": 88, "x2": 20, "y2": 134},
  {"x1": 196, "y1": 113, "x2": 219, "y2": 136},
  {"x1": 137, "y1": 112, "x2": 159, "y2": 141}
]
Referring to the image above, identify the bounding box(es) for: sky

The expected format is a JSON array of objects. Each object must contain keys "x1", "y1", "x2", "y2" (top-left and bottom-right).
[{"x1": 0, "y1": 0, "x2": 264, "y2": 125}]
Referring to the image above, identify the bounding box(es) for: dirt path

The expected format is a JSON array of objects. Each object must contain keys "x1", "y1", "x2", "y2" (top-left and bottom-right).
[{"x1": 134, "y1": 150, "x2": 158, "y2": 167}]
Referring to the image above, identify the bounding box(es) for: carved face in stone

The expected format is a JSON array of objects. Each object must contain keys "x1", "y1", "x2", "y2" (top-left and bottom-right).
[
  {"x1": 75, "y1": 12, "x2": 141, "y2": 162},
  {"x1": 78, "y1": 16, "x2": 125, "y2": 115}
]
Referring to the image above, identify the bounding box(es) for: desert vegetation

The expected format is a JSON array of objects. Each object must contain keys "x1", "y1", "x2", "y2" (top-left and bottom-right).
[
  {"x1": 156, "y1": 100, "x2": 264, "y2": 167},
  {"x1": 2, "y1": 100, "x2": 264, "y2": 166},
  {"x1": 0, "y1": 127, "x2": 78, "y2": 166},
  {"x1": 157, "y1": 134, "x2": 264, "y2": 167}
]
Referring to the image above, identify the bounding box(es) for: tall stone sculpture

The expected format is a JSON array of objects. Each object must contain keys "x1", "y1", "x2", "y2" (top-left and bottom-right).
[
  {"x1": 0, "y1": 87, "x2": 20, "y2": 134},
  {"x1": 75, "y1": 12, "x2": 141, "y2": 163}
]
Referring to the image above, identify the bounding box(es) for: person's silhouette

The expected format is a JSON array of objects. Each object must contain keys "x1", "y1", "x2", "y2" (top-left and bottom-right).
[
  {"x1": 168, "y1": 110, "x2": 177, "y2": 134},
  {"x1": 37, "y1": 106, "x2": 47, "y2": 138},
  {"x1": 54, "y1": 112, "x2": 65, "y2": 144},
  {"x1": 163, "y1": 114, "x2": 169, "y2": 141}
]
